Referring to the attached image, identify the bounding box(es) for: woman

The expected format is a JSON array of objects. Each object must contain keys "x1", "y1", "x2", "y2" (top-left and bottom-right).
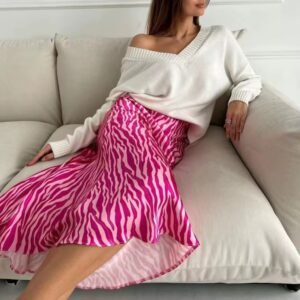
[{"x1": 0, "y1": 0, "x2": 262, "y2": 299}]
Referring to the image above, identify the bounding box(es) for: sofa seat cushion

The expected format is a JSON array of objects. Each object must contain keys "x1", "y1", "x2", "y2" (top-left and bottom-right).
[
  {"x1": 0, "y1": 124, "x2": 83, "y2": 198},
  {"x1": 1, "y1": 125, "x2": 300, "y2": 284},
  {"x1": 147, "y1": 126, "x2": 300, "y2": 284},
  {"x1": 0, "y1": 121, "x2": 57, "y2": 193}
]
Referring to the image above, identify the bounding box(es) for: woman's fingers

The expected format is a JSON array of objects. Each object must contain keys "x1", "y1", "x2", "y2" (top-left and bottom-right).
[
  {"x1": 230, "y1": 117, "x2": 237, "y2": 141},
  {"x1": 234, "y1": 116, "x2": 241, "y2": 140},
  {"x1": 224, "y1": 101, "x2": 248, "y2": 142},
  {"x1": 238, "y1": 114, "x2": 246, "y2": 140},
  {"x1": 26, "y1": 144, "x2": 53, "y2": 166},
  {"x1": 41, "y1": 152, "x2": 54, "y2": 161},
  {"x1": 226, "y1": 114, "x2": 245, "y2": 141},
  {"x1": 224, "y1": 122, "x2": 231, "y2": 139},
  {"x1": 240, "y1": 114, "x2": 246, "y2": 134}
]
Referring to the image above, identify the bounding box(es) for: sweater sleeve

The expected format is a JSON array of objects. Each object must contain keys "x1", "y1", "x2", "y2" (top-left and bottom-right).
[
  {"x1": 223, "y1": 26, "x2": 262, "y2": 106},
  {"x1": 48, "y1": 99, "x2": 115, "y2": 158}
]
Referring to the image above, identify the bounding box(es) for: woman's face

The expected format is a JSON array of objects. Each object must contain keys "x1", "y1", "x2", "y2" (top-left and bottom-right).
[{"x1": 181, "y1": 0, "x2": 208, "y2": 17}]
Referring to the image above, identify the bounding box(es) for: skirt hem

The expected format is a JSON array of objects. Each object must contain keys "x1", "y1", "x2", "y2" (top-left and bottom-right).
[{"x1": 0, "y1": 234, "x2": 200, "y2": 290}]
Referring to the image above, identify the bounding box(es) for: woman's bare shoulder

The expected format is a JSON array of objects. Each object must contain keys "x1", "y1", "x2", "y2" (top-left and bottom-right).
[{"x1": 129, "y1": 33, "x2": 155, "y2": 50}]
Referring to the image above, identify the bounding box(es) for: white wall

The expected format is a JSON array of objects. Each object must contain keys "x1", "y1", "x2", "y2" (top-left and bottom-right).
[{"x1": 0, "y1": 0, "x2": 299, "y2": 108}]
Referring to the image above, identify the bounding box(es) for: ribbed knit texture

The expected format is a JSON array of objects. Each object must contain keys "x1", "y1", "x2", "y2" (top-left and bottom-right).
[
  {"x1": 125, "y1": 26, "x2": 211, "y2": 62},
  {"x1": 49, "y1": 25, "x2": 262, "y2": 159}
]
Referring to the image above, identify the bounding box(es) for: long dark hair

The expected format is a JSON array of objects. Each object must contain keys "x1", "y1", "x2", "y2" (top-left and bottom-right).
[{"x1": 146, "y1": 0, "x2": 210, "y2": 36}]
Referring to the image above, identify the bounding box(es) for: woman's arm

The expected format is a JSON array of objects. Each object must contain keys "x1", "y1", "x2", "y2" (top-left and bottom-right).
[
  {"x1": 223, "y1": 26, "x2": 262, "y2": 107},
  {"x1": 49, "y1": 99, "x2": 115, "y2": 158}
]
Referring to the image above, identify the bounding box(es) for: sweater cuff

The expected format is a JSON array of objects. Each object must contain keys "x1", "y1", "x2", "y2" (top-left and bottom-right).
[
  {"x1": 48, "y1": 140, "x2": 72, "y2": 158},
  {"x1": 228, "y1": 90, "x2": 253, "y2": 106}
]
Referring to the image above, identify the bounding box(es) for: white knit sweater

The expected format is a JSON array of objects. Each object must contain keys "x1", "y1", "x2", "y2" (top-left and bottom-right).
[{"x1": 49, "y1": 25, "x2": 262, "y2": 158}]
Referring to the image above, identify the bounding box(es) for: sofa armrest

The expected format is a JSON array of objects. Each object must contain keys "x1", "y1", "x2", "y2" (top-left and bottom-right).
[{"x1": 231, "y1": 81, "x2": 300, "y2": 253}]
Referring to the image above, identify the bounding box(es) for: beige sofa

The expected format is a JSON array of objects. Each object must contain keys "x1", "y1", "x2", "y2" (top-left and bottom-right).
[{"x1": 0, "y1": 30, "x2": 300, "y2": 292}]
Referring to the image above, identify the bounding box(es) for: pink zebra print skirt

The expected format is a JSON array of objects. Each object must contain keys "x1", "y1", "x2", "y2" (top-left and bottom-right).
[{"x1": 0, "y1": 93, "x2": 201, "y2": 290}]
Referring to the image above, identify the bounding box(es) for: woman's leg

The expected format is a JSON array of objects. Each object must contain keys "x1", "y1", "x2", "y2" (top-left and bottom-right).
[
  {"x1": 55, "y1": 288, "x2": 75, "y2": 300},
  {"x1": 17, "y1": 243, "x2": 125, "y2": 300}
]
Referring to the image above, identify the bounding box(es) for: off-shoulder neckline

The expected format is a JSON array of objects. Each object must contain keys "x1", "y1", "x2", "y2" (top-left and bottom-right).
[{"x1": 124, "y1": 26, "x2": 213, "y2": 62}]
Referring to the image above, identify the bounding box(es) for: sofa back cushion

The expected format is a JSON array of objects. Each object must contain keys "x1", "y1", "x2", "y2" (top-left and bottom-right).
[
  {"x1": 55, "y1": 33, "x2": 129, "y2": 124},
  {"x1": 0, "y1": 37, "x2": 61, "y2": 126},
  {"x1": 55, "y1": 29, "x2": 246, "y2": 126}
]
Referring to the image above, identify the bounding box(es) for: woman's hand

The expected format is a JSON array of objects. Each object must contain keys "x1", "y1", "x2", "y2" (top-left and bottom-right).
[
  {"x1": 223, "y1": 100, "x2": 248, "y2": 141},
  {"x1": 26, "y1": 144, "x2": 54, "y2": 166}
]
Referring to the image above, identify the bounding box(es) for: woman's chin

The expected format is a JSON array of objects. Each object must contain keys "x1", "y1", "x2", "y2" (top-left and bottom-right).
[{"x1": 194, "y1": 8, "x2": 205, "y2": 15}]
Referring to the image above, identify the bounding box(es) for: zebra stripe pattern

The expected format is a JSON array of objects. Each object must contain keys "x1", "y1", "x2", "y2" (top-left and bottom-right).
[{"x1": 0, "y1": 93, "x2": 201, "y2": 290}]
